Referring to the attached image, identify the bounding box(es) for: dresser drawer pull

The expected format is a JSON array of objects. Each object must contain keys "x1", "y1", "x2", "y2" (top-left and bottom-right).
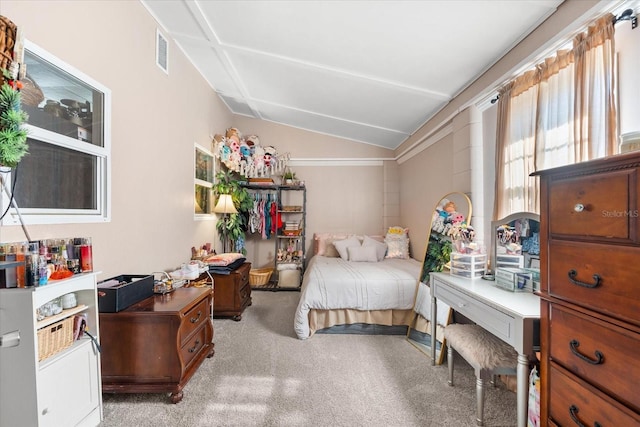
[
  {"x1": 574, "y1": 203, "x2": 585, "y2": 212},
  {"x1": 188, "y1": 339, "x2": 201, "y2": 353},
  {"x1": 569, "y1": 405, "x2": 602, "y2": 427},
  {"x1": 190, "y1": 311, "x2": 202, "y2": 323},
  {"x1": 569, "y1": 339, "x2": 604, "y2": 365},
  {"x1": 568, "y1": 269, "x2": 601, "y2": 289}
]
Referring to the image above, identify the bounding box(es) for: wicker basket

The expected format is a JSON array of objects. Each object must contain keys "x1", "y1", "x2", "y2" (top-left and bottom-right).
[
  {"x1": 37, "y1": 316, "x2": 74, "y2": 361},
  {"x1": 0, "y1": 15, "x2": 17, "y2": 72},
  {"x1": 249, "y1": 268, "x2": 273, "y2": 286}
]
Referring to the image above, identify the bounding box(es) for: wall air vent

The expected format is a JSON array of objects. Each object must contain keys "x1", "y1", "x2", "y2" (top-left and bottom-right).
[{"x1": 156, "y1": 28, "x2": 168, "y2": 74}]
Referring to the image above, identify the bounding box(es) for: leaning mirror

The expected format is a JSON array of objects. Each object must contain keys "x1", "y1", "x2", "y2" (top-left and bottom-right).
[
  {"x1": 491, "y1": 212, "x2": 540, "y2": 273},
  {"x1": 407, "y1": 192, "x2": 472, "y2": 364}
]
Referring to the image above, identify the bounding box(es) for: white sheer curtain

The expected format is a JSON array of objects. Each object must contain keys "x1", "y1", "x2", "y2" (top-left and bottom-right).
[
  {"x1": 495, "y1": 72, "x2": 539, "y2": 217},
  {"x1": 536, "y1": 51, "x2": 575, "y2": 169},
  {"x1": 494, "y1": 14, "x2": 617, "y2": 220}
]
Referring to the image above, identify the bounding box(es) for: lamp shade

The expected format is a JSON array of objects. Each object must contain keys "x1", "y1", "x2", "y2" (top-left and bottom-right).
[{"x1": 213, "y1": 194, "x2": 238, "y2": 214}]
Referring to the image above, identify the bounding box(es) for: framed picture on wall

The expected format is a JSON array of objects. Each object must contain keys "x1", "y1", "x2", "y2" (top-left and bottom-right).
[{"x1": 194, "y1": 143, "x2": 215, "y2": 217}]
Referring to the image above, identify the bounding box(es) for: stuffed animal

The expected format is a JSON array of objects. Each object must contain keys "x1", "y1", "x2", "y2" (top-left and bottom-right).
[
  {"x1": 240, "y1": 143, "x2": 251, "y2": 158},
  {"x1": 253, "y1": 145, "x2": 266, "y2": 171},
  {"x1": 226, "y1": 127, "x2": 240, "y2": 144},
  {"x1": 450, "y1": 212, "x2": 465, "y2": 224},
  {"x1": 443, "y1": 201, "x2": 457, "y2": 213}
]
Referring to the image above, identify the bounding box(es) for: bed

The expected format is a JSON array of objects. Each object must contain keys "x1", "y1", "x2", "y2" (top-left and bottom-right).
[{"x1": 293, "y1": 232, "x2": 449, "y2": 340}]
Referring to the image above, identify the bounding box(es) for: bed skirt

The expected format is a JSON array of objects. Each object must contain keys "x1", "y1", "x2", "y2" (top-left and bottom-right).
[
  {"x1": 308, "y1": 308, "x2": 414, "y2": 337},
  {"x1": 412, "y1": 312, "x2": 446, "y2": 343}
]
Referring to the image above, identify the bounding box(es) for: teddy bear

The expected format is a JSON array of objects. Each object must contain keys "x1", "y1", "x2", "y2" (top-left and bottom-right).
[{"x1": 226, "y1": 127, "x2": 240, "y2": 144}]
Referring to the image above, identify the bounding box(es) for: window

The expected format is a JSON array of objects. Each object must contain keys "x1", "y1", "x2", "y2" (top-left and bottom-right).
[
  {"x1": 494, "y1": 15, "x2": 616, "y2": 219},
  {"x1": 194, "y1": 143, "x2": 215, "y2": 218},
  {"x1": 1, "y1": 41, "x2": 111, "y2": 225}
]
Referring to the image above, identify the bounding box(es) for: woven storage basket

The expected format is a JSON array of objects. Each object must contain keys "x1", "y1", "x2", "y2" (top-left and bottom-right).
[
  {"x1": 249, "y1": 268, "x2": 273, "y2": 286},
  {"x1": 0, "y1": 15, "x2": 17, "y2": 74},
  {"x1": 37, "y1": 316, "x2": 74, "y2": 361}
]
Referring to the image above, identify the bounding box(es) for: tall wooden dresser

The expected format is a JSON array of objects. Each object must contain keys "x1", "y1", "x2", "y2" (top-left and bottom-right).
[{"x1": 535, "y1": 152, "x2": 640, "y2": 426}]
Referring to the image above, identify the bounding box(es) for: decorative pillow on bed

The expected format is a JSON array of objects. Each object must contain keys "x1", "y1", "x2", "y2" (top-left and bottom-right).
[
  {"x1": 314, "y1": 233, "x2": 351, "y2": 257},
  {"x1": 333, "y1": 236, "x2": 362, "y2": 261},
  {"x1": 384, "y1": 226, "x2": 410, "y2": 259},
  {"x1": 347, "y1": 245, "x2": 378, "y2": 262},
  {"x1": 362, "y1": 235, "x2": 387, "y2": 261}
]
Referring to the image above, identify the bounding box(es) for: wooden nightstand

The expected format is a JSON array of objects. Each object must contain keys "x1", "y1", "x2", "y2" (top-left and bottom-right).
[
  {"x1": 99, "y1": 287, "x2": 214, "y2": 403},
  {"x1": 211, "y1": 262, "x2": 252, "y2": 320}
]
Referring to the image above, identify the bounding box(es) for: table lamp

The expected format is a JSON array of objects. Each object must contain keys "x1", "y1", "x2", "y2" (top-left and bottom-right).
[{"x1": 213, "y1": 194, "x2": 237, "y2": 253}]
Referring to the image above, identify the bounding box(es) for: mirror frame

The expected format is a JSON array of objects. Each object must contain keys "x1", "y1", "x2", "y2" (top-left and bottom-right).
[
  {"x1": 407, "y1": 192, "x2": 472, "y2": 364},
  {"x1": 490, "y1": 212, "x2": 540, "y2": 273}
]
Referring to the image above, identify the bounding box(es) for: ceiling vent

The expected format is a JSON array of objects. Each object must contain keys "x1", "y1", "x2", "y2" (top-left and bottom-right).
[{"x1": 156, "y1": 28, "x2": 168, "y2": 74}]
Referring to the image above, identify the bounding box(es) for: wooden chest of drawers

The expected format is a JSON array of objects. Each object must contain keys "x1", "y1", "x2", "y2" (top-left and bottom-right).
[
  {"x1": 212, "y1": 262, "x2": 251, "y2": 320},
  {"x1": 99, "y1": 287, "x2": 214, "y2": 403},
  {"x1": 535, "y1": 152, "x2": 640, "y2": 426}
]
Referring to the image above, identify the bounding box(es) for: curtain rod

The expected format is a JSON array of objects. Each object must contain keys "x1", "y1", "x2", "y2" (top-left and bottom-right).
[
  {"x1": 613, "y1": 9, "x2": 637, "y2": 28},
  {"x1": 489, "y1": 9, "x2": 636, "y2": 105}
]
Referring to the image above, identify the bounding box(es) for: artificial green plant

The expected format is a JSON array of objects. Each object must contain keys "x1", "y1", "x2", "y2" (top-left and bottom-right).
[
  {"x1": 213, "y1": 169, "x2": 252, "y2": 254},
  {"x1": 420, "y1": 232, "x2": 452, "y2": 283},
  {"x1": 0, "y1": 70, "x2": 28, "y2": 168}
]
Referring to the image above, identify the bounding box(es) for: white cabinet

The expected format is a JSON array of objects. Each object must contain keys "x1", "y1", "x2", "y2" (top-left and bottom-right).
[{"x1": 0, "y1": 273, "x2": 102, "y2": 426}]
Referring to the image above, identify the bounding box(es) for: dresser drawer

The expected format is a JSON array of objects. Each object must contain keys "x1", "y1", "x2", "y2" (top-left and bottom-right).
[
  {"x1": 179, "y1": 295, "x2": 210, "y2": 345},
  {"x1": 548, "y1": 240, "x2": 640, "y2": 326},
  {"x1": 549, "y1": 364, "x2": 640, "y2": 426},
  {"x1": 549, "y1": 304, "x2": 639, "y2": 411},
  {"x1": 238, "y1": 264, "x2": 250, "y2": 286},
  {"x1": 239, "y1": 281, "x2": 251, "y2": 306},
  {"x1": 548, "y1": 168, "x2": 638, "y2": 242},
  {"x1": 435, "y1": 284, "x2": 515, "y2": 346},
  {"x1": 180, "y1": 324, "x2": 207, "y2": 368}
]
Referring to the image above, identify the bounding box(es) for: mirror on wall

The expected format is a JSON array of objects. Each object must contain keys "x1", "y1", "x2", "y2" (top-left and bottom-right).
[
  {"x1": 490, "y1": 212, "x2": 540, "y2": 273},
  {"x1": 407, "y1": 192, "x2": 472, "y2": 364}
]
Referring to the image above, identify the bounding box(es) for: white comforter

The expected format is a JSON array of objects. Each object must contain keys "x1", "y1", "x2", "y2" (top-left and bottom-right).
[{"x1": 294, "y1": 255, "x2": 422, "y2": 339}]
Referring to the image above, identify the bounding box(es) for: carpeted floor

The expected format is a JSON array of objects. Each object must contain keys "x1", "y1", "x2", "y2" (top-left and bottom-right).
[{"x1": 100, "y1": 291, "x2": 517, "y2": 426}]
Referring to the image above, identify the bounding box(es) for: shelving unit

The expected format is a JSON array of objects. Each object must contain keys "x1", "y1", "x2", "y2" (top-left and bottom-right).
[
  {"x1": 243, "y1": 183, "x2": 306, "y2": 290},
  {"x1": 0, "y1": 273, "x2": 103, "y2": 427}
]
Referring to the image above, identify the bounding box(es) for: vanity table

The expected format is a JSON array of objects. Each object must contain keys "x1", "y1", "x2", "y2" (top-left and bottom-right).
[{"x1": 429, "y1": 272, "x2": 540, "y2": 427}]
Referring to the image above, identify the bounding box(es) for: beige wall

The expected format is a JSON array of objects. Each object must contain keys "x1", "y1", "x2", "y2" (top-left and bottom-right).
[
  {"x1": 0, "y1": 0, "x2": 234, "y2": 278},
  {"x1": 399, "y1": 135, "x2": 454, "y2": 261},
  {"x1": 231, "y1": 115, "x2": 395, "y2": 268},
  {"x1": 0, "y1": 0, "x2": 624, "y2": 277},
  {"x1": 0, "y1": 1, "x2": 396, "y2": 277},
  {"x1": 395, "y1": 0, "x2": 614, "y2": 259}
]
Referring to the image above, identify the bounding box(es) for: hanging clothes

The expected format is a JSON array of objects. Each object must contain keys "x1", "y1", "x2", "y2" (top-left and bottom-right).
[
  {"x1": 270, "y1": 197, "x2": 278, "y2": 235},
  {"x1": 250, "y1": 193, "x2": 261, "y2": 234}
]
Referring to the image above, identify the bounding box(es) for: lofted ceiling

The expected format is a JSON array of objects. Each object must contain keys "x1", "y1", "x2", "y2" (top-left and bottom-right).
[{"x1": 141, "y1": 0, "x2": 564, "y2": 150}]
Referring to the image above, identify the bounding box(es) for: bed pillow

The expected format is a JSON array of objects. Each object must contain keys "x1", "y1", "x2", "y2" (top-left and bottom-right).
[
  {"x1": 313, "y1": 233, "x2": 351, "y2": 257},
  {"x1": 333, "y1": 236, "x2": 361, "y2": 261},
  {"x1": 384, "y1": 226, "x2": 410, "y2": 259},
  {"x1": 362, "y1": 235, "x2": 388, "y2": 261},
  {"x1": 347, "y1": 245, "x2": 378, "y2": 262}
]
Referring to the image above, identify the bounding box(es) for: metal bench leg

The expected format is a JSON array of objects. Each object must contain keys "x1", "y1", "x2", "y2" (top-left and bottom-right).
[
  {"x1": 476, "y1": 376, "x2": 485, "y2": 426},
  {"x1": 447, "y1": 345, "x2": 454, "y2": 386}
]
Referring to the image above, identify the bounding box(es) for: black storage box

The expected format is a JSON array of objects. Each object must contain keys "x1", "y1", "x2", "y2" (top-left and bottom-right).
[{"x1": 97, "y1": 274, "x2": 154, "y2": 312}]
